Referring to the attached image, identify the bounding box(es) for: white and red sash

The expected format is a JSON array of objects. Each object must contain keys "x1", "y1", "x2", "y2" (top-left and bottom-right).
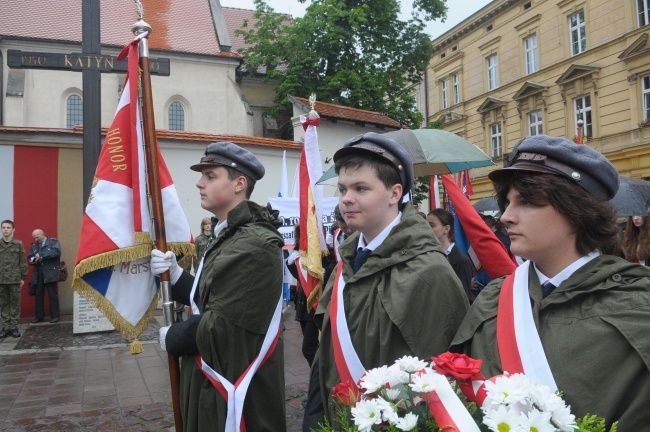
[
  {"x1": 333, "y1": 228, "x2": 342, "y2": 262},
  {"x1": 189, "y1": 257, "x2": 283, "y2": 432},
  {"x1": 329, "y1": 262, "x2": 479, "y2": 430},
  {"x1": 496, "y1": 260, "x2": 557, "y2": 390},
  {"x1": 329, "y1": 262, "x2": 366, "y2": 384}
]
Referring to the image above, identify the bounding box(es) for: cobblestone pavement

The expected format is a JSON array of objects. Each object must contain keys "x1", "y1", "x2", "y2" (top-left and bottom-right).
[{"x1": 0, "y1": 311, "x2": 310, "y2": 431}]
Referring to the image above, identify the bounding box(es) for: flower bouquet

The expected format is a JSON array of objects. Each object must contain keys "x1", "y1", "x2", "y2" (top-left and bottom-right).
[{"x1": 313, "y1": 352, "x2": 617, "y2": 432}]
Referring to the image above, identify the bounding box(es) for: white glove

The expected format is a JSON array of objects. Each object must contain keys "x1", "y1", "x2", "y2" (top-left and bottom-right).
[
  {"x1": 159, "y1": 325, "x2": 170, "y2": 352},
  {"x1": 150, "y1": 249, "x2": 183, "y2": 284},
  {"x1": 287, "y1": 250, "x2": 301, "y2": 265}
]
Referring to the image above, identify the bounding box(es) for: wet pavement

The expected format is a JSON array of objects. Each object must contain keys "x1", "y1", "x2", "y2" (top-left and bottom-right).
[{"x1": 0, "y1": 310, "x2": 310, "y2": 431}]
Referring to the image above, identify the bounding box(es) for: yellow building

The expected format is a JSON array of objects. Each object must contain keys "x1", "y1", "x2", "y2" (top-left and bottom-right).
[{"x1": 426, "y1": 0, "x2": 650, "y2": 198}]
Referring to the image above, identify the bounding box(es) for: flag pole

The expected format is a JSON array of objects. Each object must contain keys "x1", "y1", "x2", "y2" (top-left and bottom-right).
[{"x1": 132, "y1": 18, "x2": 183, "y2": 432}]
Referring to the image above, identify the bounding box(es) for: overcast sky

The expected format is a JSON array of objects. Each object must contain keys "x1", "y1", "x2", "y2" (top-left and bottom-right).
[{"x1": 220, "y1": 0, "x2": 494, "y2": 39}]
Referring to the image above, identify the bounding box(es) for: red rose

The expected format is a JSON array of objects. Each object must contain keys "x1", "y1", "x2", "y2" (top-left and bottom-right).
[
  {"x1": 431, "y1": 352, "x2": 484, "y2": 381},
  {"x1": 332, "y1": 379, "x2": 361, "y2": 405}
]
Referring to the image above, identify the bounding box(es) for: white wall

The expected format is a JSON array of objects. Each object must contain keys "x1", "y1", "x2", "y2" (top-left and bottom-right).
[{"x1": 160, "y1": 141, "x2": 301, "y2": 238}]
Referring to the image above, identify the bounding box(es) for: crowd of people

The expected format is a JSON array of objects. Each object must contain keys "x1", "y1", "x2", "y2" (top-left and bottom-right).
[{"x1": 3, "y1": 130, "x2": 646, "y2": 431}]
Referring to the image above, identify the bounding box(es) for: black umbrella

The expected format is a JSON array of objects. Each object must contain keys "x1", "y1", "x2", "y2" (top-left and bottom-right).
[
  {"x1": 473, "y1": 197, "x2": 500, "y2": 215},
  {"x1": 609, "y1": 176, "x2": 650, "y2": 216}
]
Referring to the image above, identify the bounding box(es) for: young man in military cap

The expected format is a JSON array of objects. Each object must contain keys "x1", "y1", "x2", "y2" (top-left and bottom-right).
[
  {"x1": 303, "y1": 132, "x2": 469, "y2": 429},
  {"x1": 151, "y1": 142, "x2": 286, "y2": 432},
  {"x1": 0, "y1": 220, "x2": 27, "y2": 338},
  {"x1": 452, "y1": 135, "x2": 650, "y2": 430}
]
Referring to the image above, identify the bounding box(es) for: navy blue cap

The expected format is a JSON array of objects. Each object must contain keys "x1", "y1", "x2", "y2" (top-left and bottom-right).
[
  {"x1": 333, "y1": 132, "x2": 414, "y2": 193},
  {"x1": 488, "y1": 135, "x2": 619, "y2": 200},
  {"x1": 190, "y1": 142, "x2": 265, "y2": 181}
]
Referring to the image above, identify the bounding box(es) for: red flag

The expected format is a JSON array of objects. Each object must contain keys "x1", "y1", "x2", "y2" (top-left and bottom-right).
[{"x1": 442, "y1": 175, "x2": 516, "y2": 280}]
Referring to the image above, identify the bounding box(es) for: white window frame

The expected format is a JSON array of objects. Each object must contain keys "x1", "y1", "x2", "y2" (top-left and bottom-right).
[
  {"x1": 441, "y1": 79, "x2": 449, "y2": 109},
  {"x1": 490, "y1": 123, "x2": 502, "y2": 157},
  {"x1": 528, "y1": 110, "x2": 543, "y2": 136},
  {"x1": 641, "y1": 75, "x2": 650, "y2": 122},
  {"x1": 574, "y1": 95, "x2": 592, "y2": 137},
  {"x1": 524, "y1": 34, "x2": 538, "y2": 75},
  {"x1": 66, "y1": 94, "x2": 83, "y2": 129},
  {"x1": 569, "y1": 11, "x2": 586, "y2": 56},
  {"x1": 487, "y1": 54, "x2": 499, "y2": 90},
  {"x1": 168, "y1": 101, "x2": 185, "y2": 131},
  {"x1": 452, "y1": 73, "x2": 461, "y2": 105},
  {"x1": 638, "y1": 0, "x2": 650, "y2": 27}
]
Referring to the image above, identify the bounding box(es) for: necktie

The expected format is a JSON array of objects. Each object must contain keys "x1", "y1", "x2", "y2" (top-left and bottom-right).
[
  {"x1": 353, "y1": 248, "x2": 370, "y2": 273},
  {"x1": 541, "y1": 281, "x2": 556, "y2": 298}
]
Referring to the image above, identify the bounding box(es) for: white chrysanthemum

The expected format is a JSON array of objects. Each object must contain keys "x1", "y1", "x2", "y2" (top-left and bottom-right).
[
  {"x1": 483, "y1": 405, "x2": 522, "y2": 432},
  {"x1": 519, "y1": 408, "x2": 555, "y2": 432},
  {"x1": 483, "y1": 374, "x2": 531, "y2": 411},
  {"x1": 551, "y1": 405, "x2": 577, "y2": 432},
  {"x1": 395, "y1": 412, "x2": 419, "y2": 431},
  {"x1": 351, "y1": 399, "x2": 383, "y2": 432},
  {"x1": 361, "y1": 366, "x2": 391, "y2": 394},
  {"x1": 409, "y1": 370, "x2": 445, "y2": 393},
  {"x1": 396, "y1": 355, "x2": 427, "y2": 373},
  {"x1": 375, "y1": 396, "x2": 399, "y2": 423},
  {"x1": 387, "y1": 363, "x2": 411, "y2": 385},
  {"x1": 384, "y1": 387, "x2": 402, "y2": 401}
]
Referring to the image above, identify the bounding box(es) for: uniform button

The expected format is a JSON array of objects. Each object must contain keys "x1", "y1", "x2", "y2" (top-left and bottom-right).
[
  {"x1": 612, "y1": 274, "x2": 622, "y2": 282},
  {"x1": 400, "y1": 250, "x2": 407, "y2": 255}
]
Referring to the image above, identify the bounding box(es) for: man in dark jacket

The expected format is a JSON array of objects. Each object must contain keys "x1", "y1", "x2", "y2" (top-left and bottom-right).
[
  {"x1": 0, "y1": 220, "x2": 27, "y2": 337},
  {"x1": 151, "y1": 142, "x2": 286, "y2": 432},
  {"x1": 452, "y1": 135, "x2": 650, "y2": 430},
  {"x1": 28, "y1": 229, "x2": 61, "y2": 323}
]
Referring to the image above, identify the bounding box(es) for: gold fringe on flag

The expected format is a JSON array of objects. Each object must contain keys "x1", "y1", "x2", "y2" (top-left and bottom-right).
[{"x1": 71, "y1": 240, "x2": 195, "y2": 354}]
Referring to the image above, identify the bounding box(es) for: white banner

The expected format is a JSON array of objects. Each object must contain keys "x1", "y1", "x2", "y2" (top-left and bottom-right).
[{"x1": 268, "y1": 197, "x2": 339, "y2": 246}]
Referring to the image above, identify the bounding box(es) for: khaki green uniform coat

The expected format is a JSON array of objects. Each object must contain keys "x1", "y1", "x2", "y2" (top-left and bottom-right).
[
  {"x1": 452, "y1": 255, "x2": 650, "y2": 430},
  {"x1": 170, "y1": 201, "x2": 286, "y2": 432},
  {"x1": 314, "y1": 204, "x2": 469, "y2": 422},
  {"x1": 0, "y1": 238, "x2": 28, "y2": 329}
]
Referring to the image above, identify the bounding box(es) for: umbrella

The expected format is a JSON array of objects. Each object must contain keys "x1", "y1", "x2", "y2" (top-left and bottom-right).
[
  {"x1": 473, "y1": 197, "x2": 500, "y2": 215},
  {"x1": 317, "y1": 129, "x2": 494, "y2": 183},
  {"x1": 384, "y1": 129, "x2": 495, "y2": 177},
  {"x1": 610, "y1": 176, "x2": 650, "y2": 216}
]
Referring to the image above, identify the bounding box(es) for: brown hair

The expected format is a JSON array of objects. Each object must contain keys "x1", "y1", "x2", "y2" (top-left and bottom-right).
[
  {"x1": 223, "y1": 166, "x2": 255, "y2": 198},
  {"x1": 428, "y1": 208, "x2": 455, "y2": 243},
  {"x1": 335, "y1": 152, "x2": 405, "y2": 209},
  {"x1": 1, "y1": 220, "x2": 14, "y2": 228},
  {"x1": 622, "y1": 216, "x2": 650, "y2": 261},
  {"x1": 493, "y1": 172, "x2": 621, "y2": 256}
]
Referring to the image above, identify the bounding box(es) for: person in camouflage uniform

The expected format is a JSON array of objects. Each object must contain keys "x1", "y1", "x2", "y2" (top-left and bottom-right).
[
  {"x1": 0, "y1": 220, "x2": 27, "y2": 338},
  {"x1": 192, "y1": 217, "x2": 212, "y2": 272}
]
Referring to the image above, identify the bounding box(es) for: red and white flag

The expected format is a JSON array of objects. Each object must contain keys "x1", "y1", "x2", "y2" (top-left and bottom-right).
[
  {"x1": 72, "y1": 35, "x2": 193, "y2": 351},
  {"x1": 298, "y1": 109, "x2": 328, "y2": 311}
]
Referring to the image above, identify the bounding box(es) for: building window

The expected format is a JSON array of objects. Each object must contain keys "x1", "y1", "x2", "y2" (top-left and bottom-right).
[
  {"x1": 524, "y1": 34, "x2": 538, "y2": 75},
  {"x1": 569, "y1": 11, "x2": 586, "y2": 56},
  {"x1": 487, "y1": 54, "x2": 499, "y2": 90},
  {"x1": 490, "y1": 123, "x2": 502, "y2": 157},
  {"x1": 452, "y1": 73, "x2": 461, "y2": 105},
  {"x1": 574, "y1": 95, "x2": 592, "y2": 137},
  {"x1": 168, "y1": 101, "x2": 185, "y2": 131},
  {"x1": 66, "y1": 95, "x2": 83, "y2": 129},
  {"x1": 639, "y1": 0, "x2": 650, "y2": 26},
  {"x1": 523, "y1": 2, "x2": 532, "y2": 11},
  {"x1": 528, "y1": 110, "x2": 543, "y2": 135},
  {"x1": 441, "y1": 79, "x2": 449, "y2": 109},
  {"x1": 641, "y1": 75, "x2": 650, "y2": 122}
]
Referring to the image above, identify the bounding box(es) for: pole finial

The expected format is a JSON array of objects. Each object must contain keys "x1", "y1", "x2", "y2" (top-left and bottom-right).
[{"x1": 309, "y1": 93, "x2": 317, "y2": 112}]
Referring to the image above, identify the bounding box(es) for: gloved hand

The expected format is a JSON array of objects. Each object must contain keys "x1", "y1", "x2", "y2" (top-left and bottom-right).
[
  {"x1": 287, "y1": 250, "x2": 301, "y2": 265},
  {"x1": 151, "y1": 249, "x2": 183, "y2": 284},
  {"x1": 159, "y1": 325, "x2": 171, "y2": 352}
]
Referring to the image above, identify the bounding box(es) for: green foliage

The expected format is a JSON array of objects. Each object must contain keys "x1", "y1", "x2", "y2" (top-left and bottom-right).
[
  {"x1": 236, "y1": 0, "x2": 448, "y2": 135},
  {"x1": 427, "y1": 118, "x2": 445, "y2": 129},
  {"x1": 413, "y1": 176, "x2": 430, "y2": 208},
  {"x1": 575, "y1": 414, "x2": 618, "y2": 432}
]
